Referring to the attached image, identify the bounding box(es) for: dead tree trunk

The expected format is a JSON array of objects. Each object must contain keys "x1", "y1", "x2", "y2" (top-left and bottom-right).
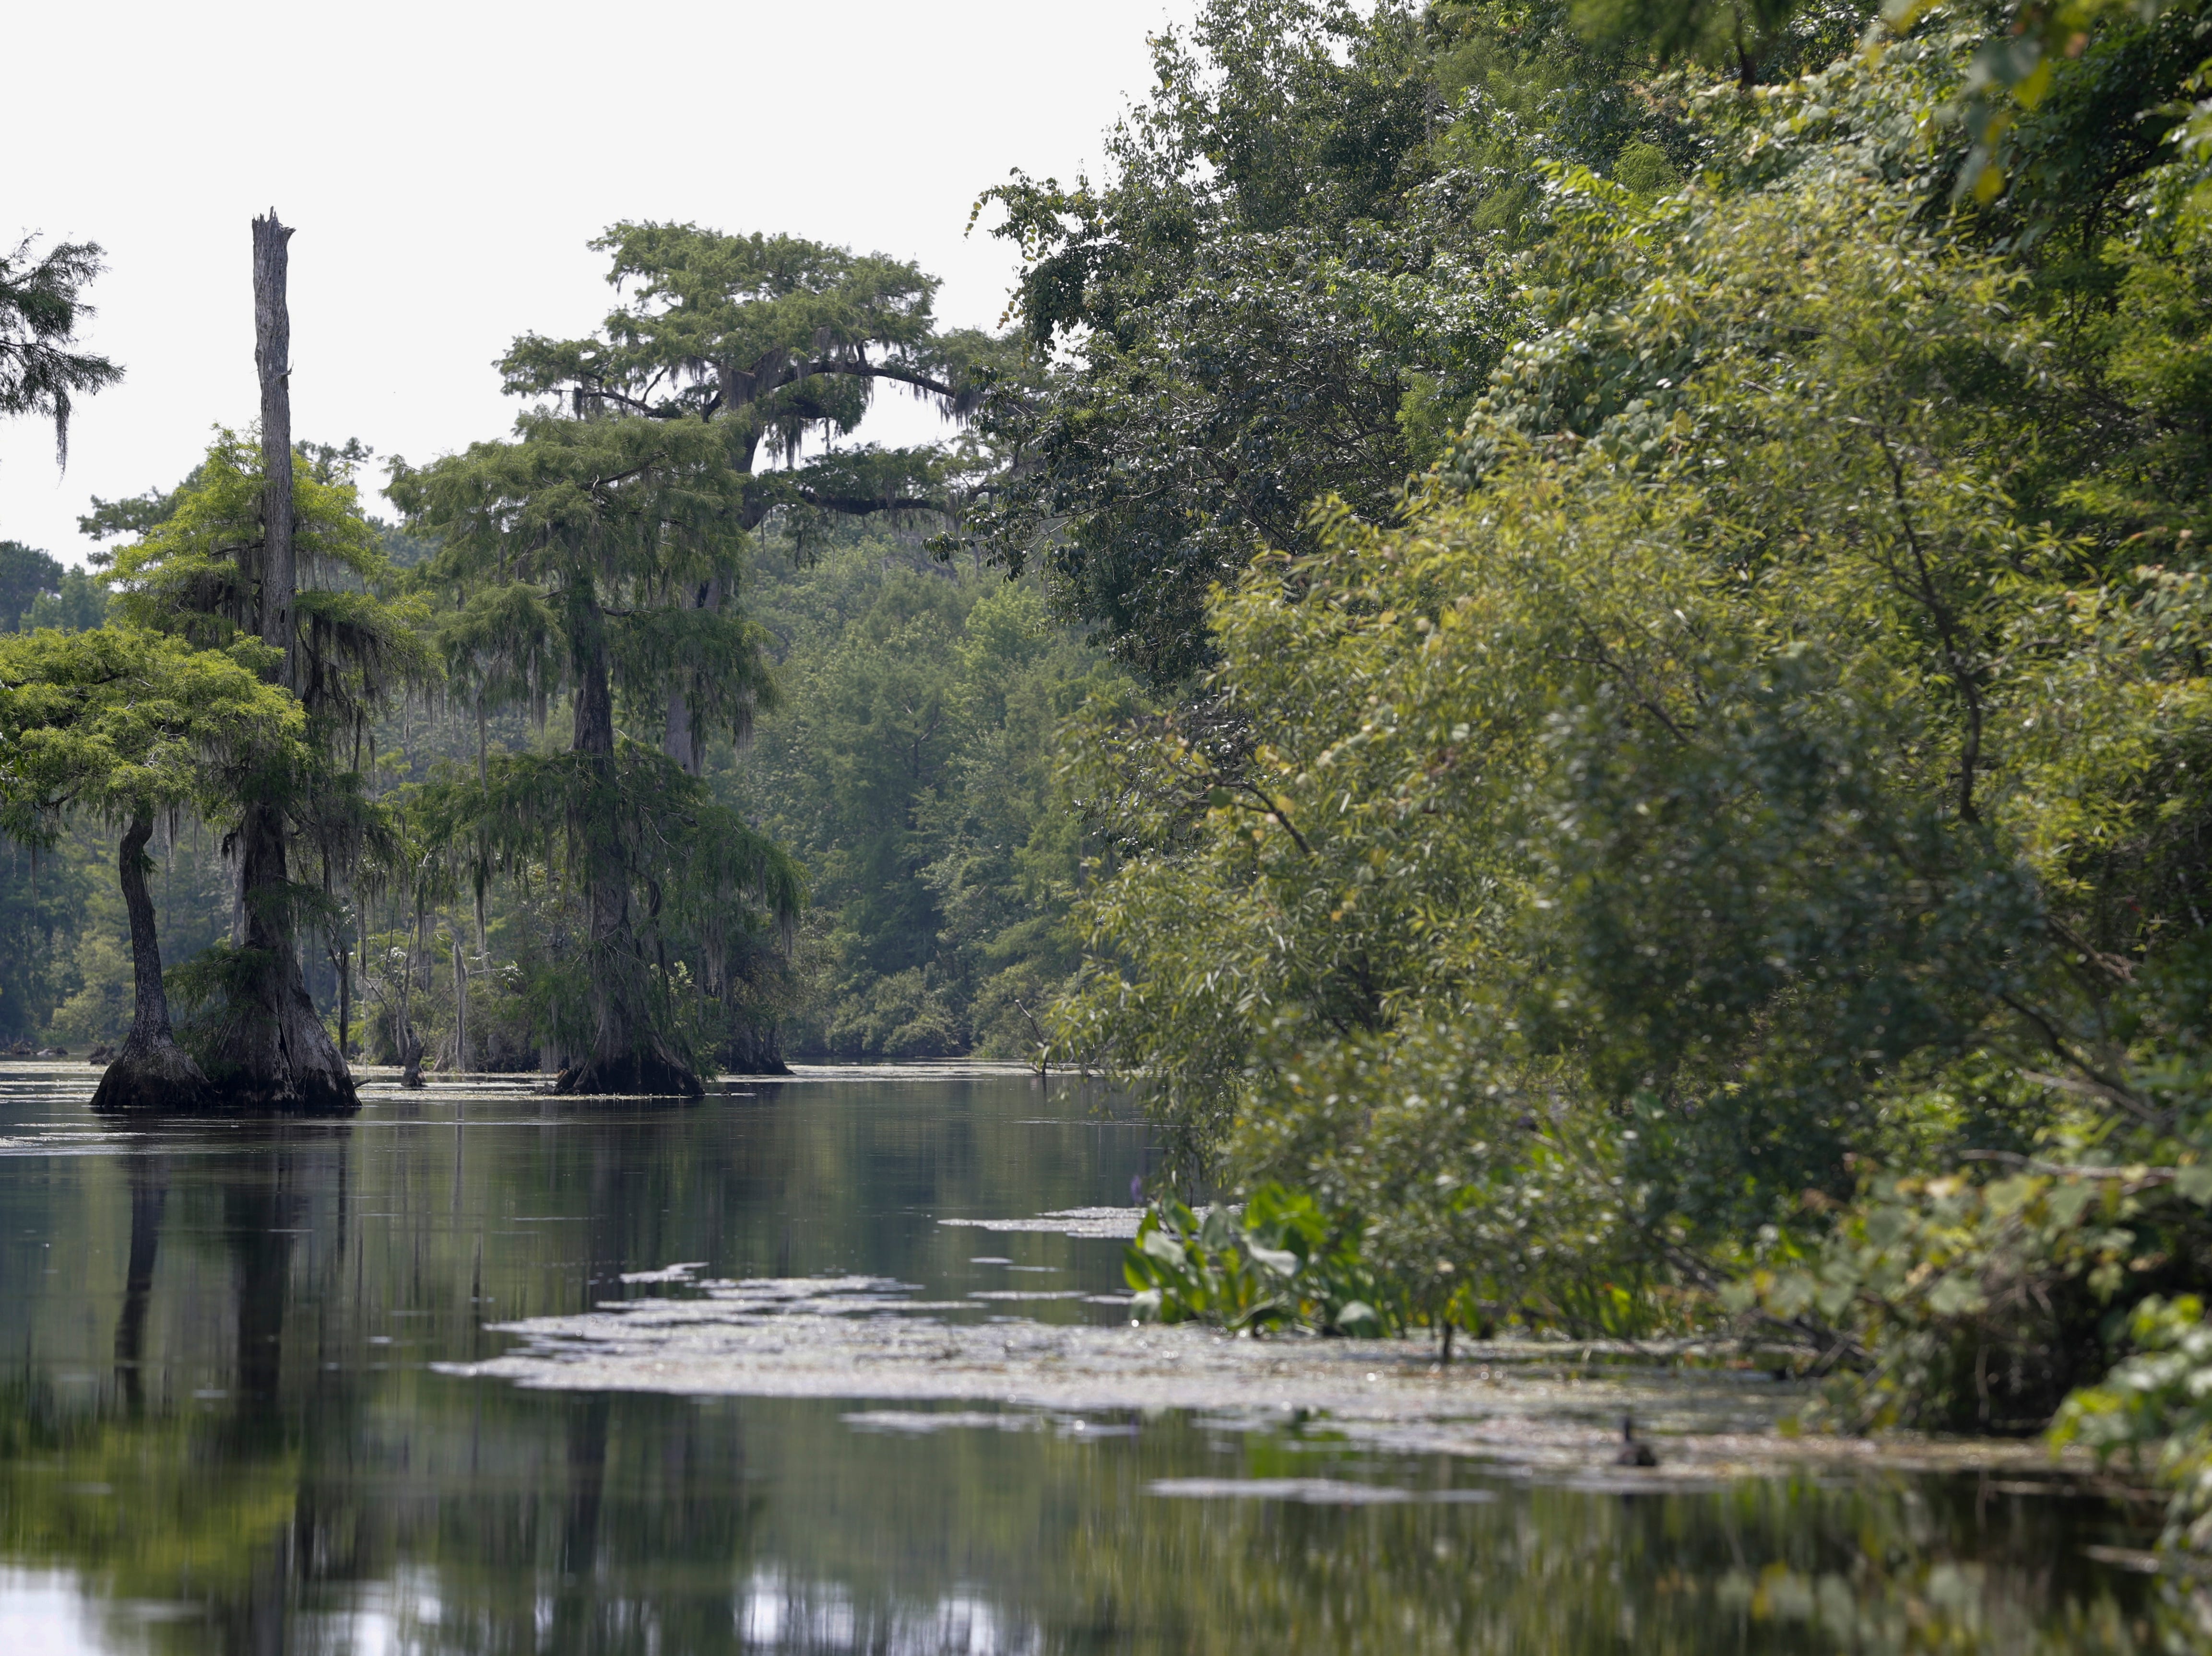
[
  {"x1": 200, "y1": 211, "x2": 357, "y2": 1115},
  {"x1": 91, "y1": 814, "x2": 211, "y2": 1113},
  {"x1": 255, "y1": 212, "x2": 296, "y2": 688}
]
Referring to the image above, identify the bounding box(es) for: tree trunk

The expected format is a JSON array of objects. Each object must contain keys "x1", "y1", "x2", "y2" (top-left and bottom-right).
[
  {"x1": 661, "y1": 577, "x2": 724, "y2": 776},
  {"x1": 397, "y1": 902, "x2": 425, "y2": 1088},
  {"x1": 449, "y1": 915, "x2": 470, "y2": 1074},
  {"x1": 253, "y1": 212, "x2": 296, "y2": 686},
  {"x1": 556, "y1": 598, "x2": 701, "y2": 1097},
  {"x1": 662, "y1": 686, "x2": 697, "y2": 775},
  {"x1": 333, "y1": 937, "x2": 350, "y2": 1057},
  {"x1": 197, "y1": 211, "x2": 358, "y2": 1116},
  {"x1": 91, "y1": 814, "x2": 211, "y2": 1113},
  {"x1": 719, "y1": 1017, "x2": 790, "y2": 1076},
  {"x1": 201, "y1": 802, "x2": 357, "y2": 1112}
]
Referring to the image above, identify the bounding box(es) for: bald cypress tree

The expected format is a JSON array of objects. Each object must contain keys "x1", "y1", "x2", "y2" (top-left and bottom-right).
[
  {"x1": 105, "y1": 420, "x2": 426, "y2": 1111},
  {"x1": 496, "y1": 223, "x2": 1011, "y2": 772},
  {"x1": 390, "y1": 224, "x2": 1006, "y2": 1092},
  {"x1": 392, "y1": 414, "x2": 799, "y2": 1096},
  {"x1": 0, "y1": 627, "x2": 303, "y2": 1112}
]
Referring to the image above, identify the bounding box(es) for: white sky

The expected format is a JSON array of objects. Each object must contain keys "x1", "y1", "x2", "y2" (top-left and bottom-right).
[{"x1": 1, "y1": 0, "x2": 1194, "y2": 563}]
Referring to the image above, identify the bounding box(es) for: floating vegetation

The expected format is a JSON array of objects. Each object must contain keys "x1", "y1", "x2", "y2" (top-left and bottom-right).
[
  {"x1": 444, "y1": 1268, "x2": 2096, "y2": 1485},
  {"x1": 939, "y1": 1207, "x2": 1143, "y2": 1238}
]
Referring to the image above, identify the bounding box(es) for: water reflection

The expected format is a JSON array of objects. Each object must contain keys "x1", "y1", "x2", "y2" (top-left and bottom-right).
[
  {"x1": 112, "y1": 1154, "x2": 162, "y2": 1413},
  {"x1": 0, "y1": 1065, "x2": 2169, "y2": 1653}
]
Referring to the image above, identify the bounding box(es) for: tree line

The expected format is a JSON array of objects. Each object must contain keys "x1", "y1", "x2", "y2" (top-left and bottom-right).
[{"x1": 1011, "y1": 0, "x2": 2212, "y2": 1598}]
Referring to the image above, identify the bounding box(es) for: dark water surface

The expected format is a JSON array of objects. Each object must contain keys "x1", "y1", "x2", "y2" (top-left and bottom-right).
[{"x1": 0, "y1": 1062, "x2": 2167, "y2": 1653}]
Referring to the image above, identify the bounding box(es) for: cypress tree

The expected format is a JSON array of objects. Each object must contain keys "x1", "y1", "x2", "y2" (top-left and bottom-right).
[
  {"x1": 105, "y1": 409, "x2": 428, "y2": 1111},
  {"x1": 495, "y1": 224, "x2": 1005, "y2": 771},
  {"x1": 391, "y1": 223, "x2": 996, "y2": 1092},
  {"x1": 393, "y1": 414, "x2": 796, "y2": 1095},
  {"x1": 0, "y1": 627, "x2": 304, "y2": 1111}
]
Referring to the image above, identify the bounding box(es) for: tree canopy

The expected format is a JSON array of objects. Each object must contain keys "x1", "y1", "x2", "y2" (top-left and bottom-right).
[
  {"x1": 499, "y1": 222, "x2": 1014, "y2": 531},
  {"x1": 965, "y1": 0, "x2": 1696, "y2": 684}
]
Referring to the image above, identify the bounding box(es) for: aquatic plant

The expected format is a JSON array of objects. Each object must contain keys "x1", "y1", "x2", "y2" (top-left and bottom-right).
[{"x1": 1124, "y1": 1185, "x2": 1390, "y2": 1336}]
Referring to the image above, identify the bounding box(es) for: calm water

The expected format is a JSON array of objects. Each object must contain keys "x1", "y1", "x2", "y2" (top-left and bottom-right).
[{"x1": 0, "y1": 1062, "x2": 2168, "y2": 1654}]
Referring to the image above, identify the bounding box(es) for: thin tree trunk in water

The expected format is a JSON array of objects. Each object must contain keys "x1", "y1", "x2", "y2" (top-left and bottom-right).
[
  {"x1": 92, "y1": 814, "x2": 210, "y2": 1113},
  {"x1": 398, "y1": 900, "x2": 425, "y2": 1088},
  {"x1": 334, "y1": 938, "x2": 350, "y2": 1058},
  {"x1": 474, "y1": 694, "x2": 490, "y2": 955},
  {"x1": 198, "y1": 211, "x2": 357, "y2": 1115},
  {"x1": 557, "y1": 597, "x2": 700, "y2": 1097},
  {"x1": 450, "y1": 915, "x2": 469, "y2": 1073}
]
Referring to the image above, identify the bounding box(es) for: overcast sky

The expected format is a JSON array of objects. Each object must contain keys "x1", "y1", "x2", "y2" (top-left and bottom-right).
[{"x1": 1, "y1": 0, "x2": 1194, "y2": 563}]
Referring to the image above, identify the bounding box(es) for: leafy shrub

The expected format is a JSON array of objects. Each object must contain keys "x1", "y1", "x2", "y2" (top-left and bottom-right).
[
  {"x1": 2059, "y1": 1296, "x2": 2212, "y2": 1536},
  {"x1": 1733, "y1": 1148, "x2": 2212, "y2": 1432},
  {"x1": 1124, "y1": 1185, "x2": 1392, "y2": 1335}
]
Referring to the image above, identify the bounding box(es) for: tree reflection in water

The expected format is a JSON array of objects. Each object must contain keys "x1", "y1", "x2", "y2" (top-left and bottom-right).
[{"x1": 0, "y1": 1071, "x2": 2172, "y2": 1654}]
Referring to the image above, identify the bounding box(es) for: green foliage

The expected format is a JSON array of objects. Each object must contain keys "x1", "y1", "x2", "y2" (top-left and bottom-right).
[
  {"x1": 0, "y1": 835, "x2": 93, "y2": 1038},
  {"x1": 1236, "y1": 1021, "x2": 1693, "y2": 1339},
  {"x1": 0, "y1": 542, "x2": 61, "y2": 628},
  {"x1": 970, "y1": 0, "x2": 1686, "y2": 685},
  {"x1": 1124, "y1": 1184, "x2": 1390, "y2": 1334},
  {"x1": 57, "y1": 431, "x2": 428, "y2": 1087},
  {"x1": 1050, "y1": 18, "x2": 2212, "y2": 1424},
  {"x1": 394, "y1": 407, "x2": 794, "y2": 1079},
  {"x1": 0, "y1": 543, "x2": 107, "y2": 633},
  {"x1": 394, "y1": 409, "x2": 768, "y2": 755},
  {"x1": 732, "y1": 527, "x2": 1117, "y2": 1059},
  {"x1": 105, "y1": 429, "x2": 430, "y2": 749},
  {"x1": 21, "y1": 568, "x2": 106, "y2": 632},
  {"x1": 0, "y1": 624, "x2": 308, "y2": 1057},
  {"x1": 1570, "y1": 0, "x2": 1871, "y2": 86},
  {"x1": 2056, "y1": 1294, "x2": 2212, "y2": 1552},
  {"x1": 1734, "y1": 1157, "x2": 2212, "y2": 1430},
  {"x1": 0, "y1": 625, "x2": 302, "y2": 842},
  {"x1": 497, "y1": 221, "x2": 1014, "y2": 533},
  {"x1": 0, "y1": 234, "x2": 120, "y2": 467},
  {"x1": 424, "y1": 743, "x2": 801, "y2": 1068}
]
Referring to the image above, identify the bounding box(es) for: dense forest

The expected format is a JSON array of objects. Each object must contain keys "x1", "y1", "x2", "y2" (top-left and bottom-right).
[{"x1": 16, "y1": 0, "x2": 2212, "y2": 1590}]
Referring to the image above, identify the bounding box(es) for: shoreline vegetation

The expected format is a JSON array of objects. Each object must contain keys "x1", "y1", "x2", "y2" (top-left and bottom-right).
[{"x1": 10, "y1": 0, "x2": 2212, "y2": 1626}]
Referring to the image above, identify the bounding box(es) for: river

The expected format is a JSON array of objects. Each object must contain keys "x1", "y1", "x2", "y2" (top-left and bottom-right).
[{"x1": 0, "y1": 1061, "x2": 2169, "y2": 1653}]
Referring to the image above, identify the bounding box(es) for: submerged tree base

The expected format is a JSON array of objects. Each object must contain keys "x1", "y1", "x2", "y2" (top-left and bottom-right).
[
  {"x1": 195, "y1": 1022, "x2": 361, "y2": 1114},
  {"x1": 555, "y1": 1044, "x2": 705, "y2": 1098},
  {"x1": 174, "y1": 941, "x2": 362, "y2": 1116},
  {"x1": 720, "y1": 1027, "x2": 791, "y2": 1077},
  {"x1": 88, "y1": 1036, "x2": 211, "y2": 1115},
  {"x1": 200, "y1": 1064, "x2": 361, "y2": 1116}
]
